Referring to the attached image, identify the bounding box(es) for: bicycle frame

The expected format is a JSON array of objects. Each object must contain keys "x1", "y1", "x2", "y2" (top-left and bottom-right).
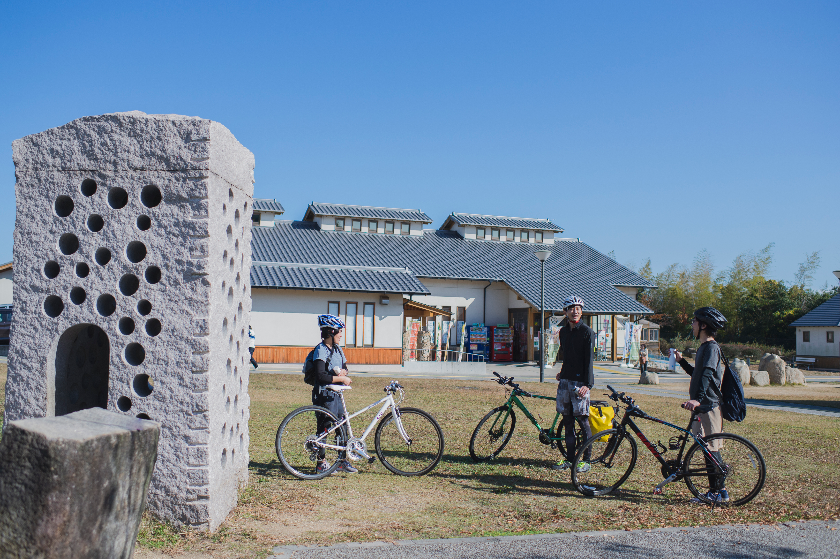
[
  {"x1": 494, "y1": 391, "x2": 563, "y2": 441},
  {"x1": 314, "y1": 390, "x2": 410, "y2": 455}
]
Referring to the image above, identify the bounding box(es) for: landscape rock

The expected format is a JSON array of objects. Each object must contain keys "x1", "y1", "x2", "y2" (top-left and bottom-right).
[
  {"x1": 750, "y1": 370, "x2": 770, "y2": 387},
  {"x1": 731, "y1": 358, "x2": 752, "y2": 386},
  {"x1": 0, "y1": 408, "x2": 159, "y2": 558},
  {"x1": 417, "y1": 331, "x2": 432, "y2": 361},
  {"x1": 639, "y1": 372, "x2": 660, "y2": 385},
  {"x1": 759, "y1": 353, "x2": 786, "y2": 385},
  {"x1": 785, "y1": 365, "x2": 806, "y2": 385}
]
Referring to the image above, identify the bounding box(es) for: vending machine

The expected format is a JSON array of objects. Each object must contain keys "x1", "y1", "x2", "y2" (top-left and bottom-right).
[
  {"x1": 466, "y1": 324, "x2": 489, "y2": 360},
  {"x1": 488, "y1": 325, "x2": 513, "y2": 362}
]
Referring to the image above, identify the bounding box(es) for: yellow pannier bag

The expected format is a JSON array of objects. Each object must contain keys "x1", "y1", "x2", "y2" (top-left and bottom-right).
[{"x1": 589, "y1": 403, "x2": 615, "y2": 442}]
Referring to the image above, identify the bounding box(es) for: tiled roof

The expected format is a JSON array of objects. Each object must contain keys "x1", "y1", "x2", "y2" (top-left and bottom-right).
[
  {"x1": 790, "y1": 294, "x2": 840, "y2": 327},
  {"x1": 251, "y1": 263, "x2": 430, "y2": 294},
  {"x1": 252, "y1": 222, "x2": 655, "y2": 314},
  {"x1": 0, "y1": 261, "x2": 11, "y2": 272},
  {"x1": 442, "y1": 213, "x2": 563, "y2": 232},
  {"x1": 303, "y1": 203, "x2": 433, "y2": 223},
  {"x1": 253, "y1": 199, "x2": 285, "y2": 213}
]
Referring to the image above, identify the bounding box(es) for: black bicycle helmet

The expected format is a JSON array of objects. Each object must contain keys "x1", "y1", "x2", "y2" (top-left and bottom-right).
[{"x1": 694, "y1": 306, "x2": 727, "y2": 330}]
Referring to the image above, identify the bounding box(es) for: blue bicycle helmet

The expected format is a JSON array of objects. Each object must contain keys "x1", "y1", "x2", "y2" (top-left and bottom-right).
[{"x1": 318, "y1": 314, "x2": 345, "y2": 330}]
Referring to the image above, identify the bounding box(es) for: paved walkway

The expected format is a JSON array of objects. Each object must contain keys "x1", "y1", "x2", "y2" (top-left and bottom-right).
[{"x1": 270, "y1": 519, "x2": 840, "y2": 559}]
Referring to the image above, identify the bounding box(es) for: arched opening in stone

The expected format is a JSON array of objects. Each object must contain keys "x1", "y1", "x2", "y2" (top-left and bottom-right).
[{"x1": 50, "y1": 323, "x2": 110, "y2": 416}]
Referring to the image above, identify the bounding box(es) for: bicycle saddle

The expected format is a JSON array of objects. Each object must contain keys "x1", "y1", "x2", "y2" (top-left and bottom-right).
[{"x1": 326, "y1": 384, "x2": 352, "y2": 392}]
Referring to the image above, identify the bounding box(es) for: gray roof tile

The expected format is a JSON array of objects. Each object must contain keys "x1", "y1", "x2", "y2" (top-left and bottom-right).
[
  {"x1": 790, "y1": 294, "x2": 840, "y2": 327},
  {"x1": 304, "y1": 203, "x2": 433, "y2": 223},
  {"x1": 252, "y1": 222, "x2": 655, "y2": 314},
  {"x1": 251, "y1": 263, "x2": 429, "y2": 294},
  {"x1": 443, "y1": 213, "x2": 563, "y2": 232},
  {"x1": 253, "y1": 198, "x2": 285, "y2": 213}
]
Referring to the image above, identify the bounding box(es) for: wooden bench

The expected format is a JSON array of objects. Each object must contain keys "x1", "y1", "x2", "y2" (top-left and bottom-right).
[{"x1": 795, "y1": 356, "x2": 816, "y2": 370}]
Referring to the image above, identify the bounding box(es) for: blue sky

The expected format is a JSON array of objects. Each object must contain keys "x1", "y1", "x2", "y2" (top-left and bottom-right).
[{"x1": 1, "y1": 1, "x2": 838, "y2": 287}]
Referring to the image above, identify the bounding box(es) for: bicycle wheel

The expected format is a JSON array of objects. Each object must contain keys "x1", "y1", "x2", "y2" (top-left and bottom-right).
[
  {"x1": 556, "y1": 416, "x2": 588, "y2": 461},
  {"x1": 684, "y1": 433, "x2": 766, "y2": 506},
  {"x1": 375, "y1": 407, "x2": 444, "y2": 476},
  {"x1": 276, "y1": 405, "x2": 345, "y2": 480},
  {"x1": 469, "y1": 406, "x2": 516, "y2": 462},
  {"x1": 571, "y1": 429, "x2": 637, "y2": 496}
]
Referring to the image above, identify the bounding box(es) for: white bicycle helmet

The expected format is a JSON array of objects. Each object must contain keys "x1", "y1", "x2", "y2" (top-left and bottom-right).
[
  {"x1": 563, "y1": 295, "x2": 584, "y2": 310},
  {"x1": 318, "y1": 314, "x2": 345, "y2": 330}
]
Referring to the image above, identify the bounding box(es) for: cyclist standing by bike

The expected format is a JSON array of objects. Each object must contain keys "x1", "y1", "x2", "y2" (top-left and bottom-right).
[
  {"x1": 674, "y1": 306, "x2": 728, "y2": 503},
  {"x1": 552, "y1": 295, "x2": 595, "y2": 472},
  {"x1": 313, "y1": 314, "x2": 356, "y2": 474}
]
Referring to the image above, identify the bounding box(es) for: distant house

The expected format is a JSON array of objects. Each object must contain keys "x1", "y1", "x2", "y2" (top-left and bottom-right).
[
  {"x1": 0, "y1": 262, "x2": 12, "y2": 306},
  {"x1": 790, "y1": 293, "x2": 840, "y2": 370}
]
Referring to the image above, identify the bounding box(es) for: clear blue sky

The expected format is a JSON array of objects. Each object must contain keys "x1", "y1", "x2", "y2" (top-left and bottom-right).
[{"x1": 2, "y1": 1, "x2": 838, "y2": 287}]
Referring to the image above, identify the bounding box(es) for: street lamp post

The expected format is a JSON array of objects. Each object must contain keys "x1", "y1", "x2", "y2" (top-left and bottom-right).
[{"x1": 535, "y1": 250, "x2": 551, "y2": 382}]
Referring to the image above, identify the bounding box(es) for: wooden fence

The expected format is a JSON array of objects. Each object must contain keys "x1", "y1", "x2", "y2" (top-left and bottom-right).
[{"x1": 254, "y1": 346, "x2": 402, "y2": 365}]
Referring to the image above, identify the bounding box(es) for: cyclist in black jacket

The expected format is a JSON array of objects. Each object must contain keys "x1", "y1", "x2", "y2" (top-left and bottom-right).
[{"x1": 552, "y1": 296, "x2": 596, "y2": 472}]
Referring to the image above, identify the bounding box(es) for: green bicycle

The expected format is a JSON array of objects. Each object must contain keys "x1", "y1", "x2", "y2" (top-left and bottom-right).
[{"x1": 469, "y1": 372, "x2": 615, "y2": 463}]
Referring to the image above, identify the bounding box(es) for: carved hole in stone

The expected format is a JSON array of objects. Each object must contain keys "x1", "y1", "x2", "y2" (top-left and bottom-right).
[
  {"x1": 228, "y1": 188, "x2": 234, "y2": 202},
  {"x1": 87, "y1": 214, "x2": 104, "y2": 232},
  {"x1": 229, "y1": 334, "x2": 233, "y2": 349},
  {"x1": 44, "y1": 295, "x2": 64, "y2": 317},
  {"x1": 54, "y1": 195, "x2": 74, "y2": 217},
  {"x1": 230, "y1": 426, "x2": 234, "y2": 442},
  {"x1": 222, "y1": 203, "x2": 227, "y2": 216},
  {"x1": 234, "y1": 209, "x2": 240, "y2": 226},
  {"x1": 145, "y1": 318, "x2": 161, "y2": 337},
  {"x1": 95, "y1": 247, "x2": 112, "y2": 266},
  {"x1": 222, "y1": 317, "x2": 228, "y2": 333},
  {"x1": 96, "y1": 294, "x2": 116, "y2": 317},
  {"x1": 221, "y1": 423, "x2": 226, "y2": 436},
  {"x1": 222, "y1": 384, "x2": 226, "y2": 395},
  {"x1": 119, "y1": 317, "x2": 135, "y2": 335},
  {"x1": 227, "y1": 286, "x2": 233, "y2": 303},
  {"x1": 222, "y1": 280, "x2": 226, "y2": 294},
  {"x1": 240, "y1": 433, "x2": 244, "y2": 452},
  {"x1": 140, "y1": 185, "x2": 162, "y2": 208},
  {"x1": 59, "y1": 233, "x2": 79, "y2": 255},
  {"x1": 136, "y1": 215, "x2": 151, "y2": 231},
  {"x1": 221, "y1": 448, "x2": 227, "y2": 468},
  {"x1": 244, "y1": 201, "x2": 248, "y2": 213},
  {"x1": 226, "y1": 225, "x2": 232, "y2": 241},
  {"x1": 137, "y1": 299, "x2": 152, "y2": 316},
  {"x1": 133, "y1": 374, "x2": 153, "y2": 397},
  {"x1": 226, "y1": 358, "x2": 232, "y2": 375},
  {"x1": 107, "y1": 187, "x2": 129, "y2": 209},
  {"x1": 229, "y1": 258, "x2": 234, "y2": 272},
  {"x1": 235, "y1": 273, "x2": 241, "y2": 288},
  {"x1": 235, "y1": 239, "x2": 239, "y2": 254},
  {"x1": 70, "y1": 287, "x2": 86, "y2": 305},
  {"x1": 237, "y1": 303, "x2": 242, "y2": 319},
  {"x1": 223, "y1": 249, "x2": 228, "y2": 263},
  {"x1": 44, "y1": 261, "x2": 60, "y2": 279},
  {"x1": 52, "y1": 324, "x2": 110, "y2": 415},
  {"x1": 145, "y1": 266, "x2": 161, "y2": 284},
  {"x1": 117, "y1": 396, "x2": 132, "y2": 412},
  {"x1": 225, "y1": 397, "x2": 231, "y2": 412},
  {"x1": 119, "y1": 274, "x2": 140, "y2": 296},
  {"x1": 126, "y1": 241, "x2": 147, "y2": 263},
  {"x1": 137, "y1": 413, "x2": 151, "y2": 420},
  {"x1": 234, "y1": 366, "x2": 238, "y2": 378},
  {"x1": 234, "y1": 395, "x2": 238, "y2": 411},
  {"x1": 80, "y1": 179, "x2": 97, "y2": 197},
  {"x1": 125, "y1": 342, "x2": 145, "y2": 366},
  {"x1": 75, "y1": 262, "x2": 89, "y2": 278}
]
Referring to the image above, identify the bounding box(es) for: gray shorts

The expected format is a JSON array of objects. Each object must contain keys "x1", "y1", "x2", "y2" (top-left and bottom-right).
[{"x1": 556, "y1": 379, "x2": 590, "y2": 417}]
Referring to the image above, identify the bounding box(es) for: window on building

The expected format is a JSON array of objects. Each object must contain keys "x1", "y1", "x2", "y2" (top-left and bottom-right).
[
  {"x1": 352, "y1": 219, "x2": 361, "y2": 232},
  {"x1": 641, "y1": 329, "x2": 648, "y2": 341},
  {"x1": 363, "y1": 303, "x2": 375, "y2": 347},
  {"x1": 345, "y1": 302, "x2": 358, "y2": 347},
  {"x1": 520, "y1": 230, "x2": 529, "y2": 242},
  {"x1": 328, "y1": 301, "x2": 339, "y2": 316},
  {"x1": 491, "y1": 229, "x2": 500, "y2": 241},
  {"x1": 335, "y1": 218, "x2": 345, "y2": 231},
  {"x1": 650, "y1": 329, "x2": 659, "y2": 341},
  {"x1": 385, "y1": 221, "x2": 394, "y2": 234},
  {"x1": 803, "y1": 330, "x2": 810, "y2": 342},
  {"x1": 535, "y1": 231, "x2": 543, "y2": 243},
  {"x1": 828, "y1": 331, "x2": 835, "y2": 344},
  {"x1": 252, "y1": 212, "x2": 259, "y2": 224},
  {"x1": 400, "y1": 222, "x2": 410, "y2": 235},
  {"x1": 368, "y1": 220, "x2": 378, "y2": 233},
  {"x1": 476, "y1": 227, "x2": 485, "y2": 239},
  {"x1": 506, "y1": 230, "x2": 514, "y2": 241}
]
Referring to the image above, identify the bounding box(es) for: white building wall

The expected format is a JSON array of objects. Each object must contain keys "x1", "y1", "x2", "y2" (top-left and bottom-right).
[
  {"x1": 0, "y1": 269, "x2": 12, "y2": 306},
  {"x1": 616, "y1": 286, "x2": 639, "y2": 300},
  {"x1": 796, "y1": 327, "x2": 840, "y2": 357},
  {"x1": 412, "y1": 278, "x2": 527, "y2": 326},
  {"x1": 251, "y1": 288, "x2": 403, "y2": 348}
]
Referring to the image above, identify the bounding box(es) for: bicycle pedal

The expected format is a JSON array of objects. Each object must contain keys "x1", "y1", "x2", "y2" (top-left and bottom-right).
[
  {"x1": 368, "y1": 457, "x2": 377, "y2": 464},
  {"x1": 652, "y1": 487, "x2": 663, "y2": 495}
]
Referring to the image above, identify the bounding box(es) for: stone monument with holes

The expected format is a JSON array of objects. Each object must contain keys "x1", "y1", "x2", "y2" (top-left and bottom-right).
[{"x1": 4, "y1": 111, "x2": 254, "y2": 531}]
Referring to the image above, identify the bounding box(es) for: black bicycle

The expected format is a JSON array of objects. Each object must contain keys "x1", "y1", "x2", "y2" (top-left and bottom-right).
[{"x1": 571, "y1": 385, "x2": 766, "y2": 506}]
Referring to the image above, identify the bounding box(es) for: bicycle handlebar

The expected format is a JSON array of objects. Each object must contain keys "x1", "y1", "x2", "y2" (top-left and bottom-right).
[{"x1": 491, "y1": 372, "x2": 532, "y2": 397}]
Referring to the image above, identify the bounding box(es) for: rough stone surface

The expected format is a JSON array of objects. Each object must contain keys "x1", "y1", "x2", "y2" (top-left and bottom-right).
[
  {"x1": 0, "y1": 408, "x2": 158, "y2": 558},
  {"x1": 5, "y1": 112, "x2": 254, "y2": 531},
  {"x1": 759, "y1": 354, "x2": 786, "y2": 385},
  {"x1": 731, "y1": 358, "x2": 752, "y2": 386},
  {"x1": 417, "y1": 331, "x2": 432, "y2": 361},
  {"x1": 785, "y1": 365, "x2": 806, "y2": 385},
  {"x1": 639, "y1": 372, "x2": 659, "y2": 385},
  {"x1": 750, "y1": 370, "x2": 770, "y2": 387}
]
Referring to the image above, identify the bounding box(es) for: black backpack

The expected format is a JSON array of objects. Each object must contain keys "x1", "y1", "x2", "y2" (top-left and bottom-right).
[
  {"x1": 302, "y1": 344, "x2": 335, "y2": 386},
  {"x1": 713, "y1": 343, "x2": 747, "y2": 422}
]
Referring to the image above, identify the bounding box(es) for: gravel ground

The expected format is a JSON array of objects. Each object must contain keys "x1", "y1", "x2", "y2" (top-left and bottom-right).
[{"x1": 271, "y1": 520, "x2": 840, "y2": 559}]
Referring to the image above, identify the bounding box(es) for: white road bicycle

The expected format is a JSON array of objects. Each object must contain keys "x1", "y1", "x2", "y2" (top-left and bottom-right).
[{"x1": 275, "y1": 381, "x2": 444, "y2": 480}]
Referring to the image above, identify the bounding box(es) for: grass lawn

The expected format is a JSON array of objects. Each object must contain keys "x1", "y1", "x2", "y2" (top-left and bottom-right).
[{"x1": 3, "y1": 365, "x2": 839, "y2": 558}]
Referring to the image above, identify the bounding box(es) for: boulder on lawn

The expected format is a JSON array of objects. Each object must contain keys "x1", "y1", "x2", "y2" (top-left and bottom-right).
[
  {"x1": 759, "y1": 353, "x2": 786, "y2": 385},
  {"x1": 731, "y1": 358, "x2": 751, "y2": 386},
  {"x1": 785, "y1": 365, "x2": 806, "y2": 385},
  {"x1": 750, "y1": 370, "x2": 770, "y2": 387},
  {"x1": 759, "y1": 353, "x2": 773, "y2": 370},
  {"x1": 639, "y1": 372, "x2": 660, "y2": 385}
]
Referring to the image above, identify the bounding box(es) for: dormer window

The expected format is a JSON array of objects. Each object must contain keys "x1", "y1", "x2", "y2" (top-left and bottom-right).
[
  {"x1": 385, "y1": 221, "x2": 394, "y2": 234},
  {"x1": 520, "y1": 230, "x2": 529, "y2": 242},
  {"x1": 400, "y1": 222, "x2": 410, "y2": 235},
  {"x1": 506, "y1": 230, "x2": 514, "y2": 241},
  {"x1": 368, "y1": 220, "x2": 378, "y2": 233},
  {"x1": 491, "y1": 229, "x2": 500, "y2": 241},
  {"x1": 335, "y1": 218, "x2": 345, "y2": 231},
  {"x1": 352, "y1": 219, "x2": 361, "y2": 232},
  {"x1": 535, "y1": 231, "x2": 543, "y2": 243},
  {"x1": 476, "y1": 227, "x2": 485, "y2": 239}
]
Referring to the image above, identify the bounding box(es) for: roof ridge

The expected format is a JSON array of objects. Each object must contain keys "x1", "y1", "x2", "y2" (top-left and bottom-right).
[
  {"x1": 452, "y1": 212, "x2": 556, "y2": 222},
  {"x1": 312, "y1": 202, "x2": 427, "y2": 213}
]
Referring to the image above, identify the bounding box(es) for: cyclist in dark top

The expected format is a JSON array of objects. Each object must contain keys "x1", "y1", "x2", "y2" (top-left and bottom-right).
[
  {"x1": 552, "y1": 295, "x2": 596, "y2": 472},
  {"x1": 675, "y1": 306, "x2": 728, "y2": 503},
  {"x1": 312, "y1": 314, "x2": 356, "y2": 475}
]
